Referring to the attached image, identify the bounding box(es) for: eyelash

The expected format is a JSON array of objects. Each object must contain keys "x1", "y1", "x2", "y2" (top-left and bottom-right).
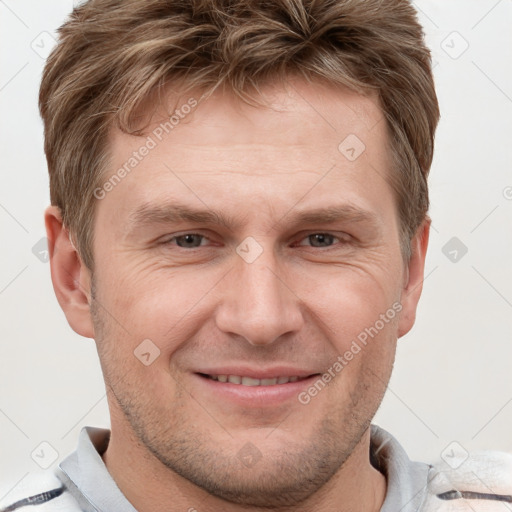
[{"x1": 162, "y1": 232, "x2": 350, "y2": 250}]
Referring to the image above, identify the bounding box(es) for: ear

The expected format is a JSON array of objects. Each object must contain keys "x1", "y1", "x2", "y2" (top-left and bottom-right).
[
  {"x1": 397, "y1": 218, "x2": 430, "y2": 338},
  {"x1": 45, "y1": 205, "x2": 95, "y2": 339}
]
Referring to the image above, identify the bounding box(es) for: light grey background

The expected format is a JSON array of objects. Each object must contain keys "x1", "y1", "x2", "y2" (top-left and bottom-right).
[{"x1": 1, "y1": 0, "x2": 511, "y2": 501}]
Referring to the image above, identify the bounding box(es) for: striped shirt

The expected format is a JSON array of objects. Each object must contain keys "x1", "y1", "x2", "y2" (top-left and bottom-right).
[{"x1": 1, "y1": 424, "x2": 511, "y2": 511}]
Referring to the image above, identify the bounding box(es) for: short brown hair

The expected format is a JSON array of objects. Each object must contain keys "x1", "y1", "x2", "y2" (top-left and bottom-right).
[{"x1": 40, "y1": 0, "x2": 439, "y2": 270}]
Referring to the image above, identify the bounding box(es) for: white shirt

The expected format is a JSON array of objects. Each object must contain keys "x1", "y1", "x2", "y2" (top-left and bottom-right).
[{"x1": 1, "y1": 424, "x2": 510, "y2": 511}]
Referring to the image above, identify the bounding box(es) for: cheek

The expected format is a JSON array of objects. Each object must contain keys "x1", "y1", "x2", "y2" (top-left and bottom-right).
[
  {"x1": 296, "y1": 264, "x2": 402, "y2": 343},
  {"x1": 329, "y1": 312, "x2": 398, "y2": 413},
  {"x1": 99, "y1": 256, "x2": 216, "y2": 329},
  {"x1": 96, "y1": 265, "x2": 230, "y2": 378}
]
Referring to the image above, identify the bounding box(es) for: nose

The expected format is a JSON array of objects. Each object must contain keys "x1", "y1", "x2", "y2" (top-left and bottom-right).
[{"x1": 214, "y1": 243, "x2": 304, "y2": 346}]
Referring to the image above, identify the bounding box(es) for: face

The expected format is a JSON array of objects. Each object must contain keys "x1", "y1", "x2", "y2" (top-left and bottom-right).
[{"x1": 82, "y1": 78, "x2": 420, "y2": 507}]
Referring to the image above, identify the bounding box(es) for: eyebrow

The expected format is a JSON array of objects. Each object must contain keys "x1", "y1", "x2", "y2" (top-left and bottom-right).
[{"x1": 126, "y1": 201, "x2": 379, "y2": 233}]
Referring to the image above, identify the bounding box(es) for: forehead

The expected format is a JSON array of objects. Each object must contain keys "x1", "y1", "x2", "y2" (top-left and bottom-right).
[
  {"x1": 103, "y1": 78, "x2": 392, "y2": 226},
  {"x1": 149, "y1": 79, "x2": 381, "y2": 150}
]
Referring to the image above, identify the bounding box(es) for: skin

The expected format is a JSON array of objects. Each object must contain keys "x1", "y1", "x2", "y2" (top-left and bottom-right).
[{"x1": 45, "y1": 77, "x2": 429, "y2": 512}]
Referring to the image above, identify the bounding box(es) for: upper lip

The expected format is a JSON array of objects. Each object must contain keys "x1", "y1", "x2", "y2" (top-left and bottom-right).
[{"x1": 195, "y1": 366, "x2": 321, "y2": 379}]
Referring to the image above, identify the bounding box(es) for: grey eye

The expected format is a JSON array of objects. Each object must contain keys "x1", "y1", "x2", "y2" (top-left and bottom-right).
[
  {"x1": 174, "y1": 234, "x2": 205, "y2": 248},
  {"x1": 307, "y1": 234, "x2": 336, "y2": 247}
]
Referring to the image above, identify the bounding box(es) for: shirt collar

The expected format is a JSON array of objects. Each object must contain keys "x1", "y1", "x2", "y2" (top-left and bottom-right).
[
  {"x1": 370, "y1": 424, "x2": 432, "y2": 511},
  {"x1": 58, "y1": 426, "x2": 137, "y2": 512}
]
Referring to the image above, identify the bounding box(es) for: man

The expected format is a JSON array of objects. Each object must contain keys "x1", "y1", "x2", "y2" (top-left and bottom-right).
[{"x1": 2, "y1": 0, "x2": 510, "y2": 511}]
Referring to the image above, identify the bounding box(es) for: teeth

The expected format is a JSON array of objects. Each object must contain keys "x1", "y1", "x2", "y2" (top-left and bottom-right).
[
  {"x1": 241, "y1": 376, "x2": 260, "y2": 386},
  {"x1": 209, "y1": 375, "x2": 304, "y2": 386}
]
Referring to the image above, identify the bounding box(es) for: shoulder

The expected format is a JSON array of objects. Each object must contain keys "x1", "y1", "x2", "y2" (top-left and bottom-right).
[
  {"x1": 423, "y1": 449, "x2": 512, "y2": 511},
  {"x1": 0, "y1": 471, "x2": 81, "y2": 512}
]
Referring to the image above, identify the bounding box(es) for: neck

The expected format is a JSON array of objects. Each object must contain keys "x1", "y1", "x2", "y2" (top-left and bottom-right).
[{"x1": 102, "y1": 421, "x2": 386, "y2": 512}]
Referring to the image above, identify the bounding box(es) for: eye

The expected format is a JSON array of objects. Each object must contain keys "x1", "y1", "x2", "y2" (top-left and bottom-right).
[
  {"x1": 296, "y1": 233, "x2": 347, "y2": 248},
  {"x1": 166, "y1": 233, "x2": 208, "y2": 249}
]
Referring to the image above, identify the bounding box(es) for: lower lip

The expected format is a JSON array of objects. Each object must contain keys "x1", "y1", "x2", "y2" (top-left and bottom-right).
[{"x1": 193, "y1": 374, "x2": 320, "y2": 408}]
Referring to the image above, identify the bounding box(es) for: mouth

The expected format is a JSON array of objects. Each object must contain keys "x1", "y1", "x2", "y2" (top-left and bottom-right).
[
  {"x1": 197, "y1": 373, "x2": 316, "y2": 386},
  {"x1": 192, "y1": 369, "x2": 322, "y2": 408},
  {"x1": 191, "y1": 362, "x2": 327, "y2": 409}
]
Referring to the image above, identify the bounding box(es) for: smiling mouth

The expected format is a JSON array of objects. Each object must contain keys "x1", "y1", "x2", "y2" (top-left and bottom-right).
[{"x1": 198, "y1": 373, "x2": 319, "y2": 386}]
